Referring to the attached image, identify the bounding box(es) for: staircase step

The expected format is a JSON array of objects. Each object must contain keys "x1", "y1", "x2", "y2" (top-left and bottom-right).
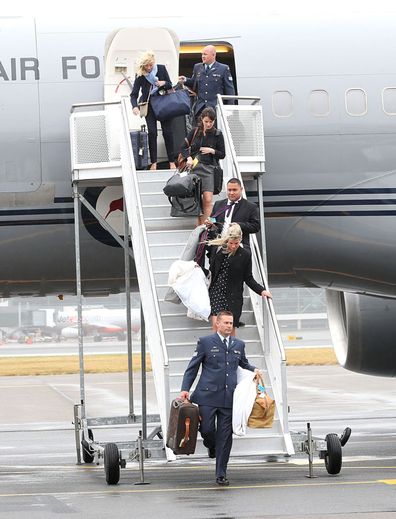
[
  {"x1": 165, "y1": 340, "x2": 264, "y2": 359},
  {"x1": 145, "y1": 216, "x2": 196, "y2": 232},
  {"x1": 160, "y1": 310, "x2": 256, "y2": 328},
  {"x1": 132, "y1": 162, "x2": 291, "y2": 460},
  {"x1": 148, "y1": 243, "x2": 185, "y2": 259},
  {"x1": 163, "y1": 325, "x2": 261, "y2": 344}
]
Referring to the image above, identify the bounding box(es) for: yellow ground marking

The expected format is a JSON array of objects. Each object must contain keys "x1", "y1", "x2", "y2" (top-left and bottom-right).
[
  {"x1": 379, "y1": 479, "x2": 396, "y2": 485},
  {"x1": 0, "y1": 479, "x2": 394, "y2": 499}
]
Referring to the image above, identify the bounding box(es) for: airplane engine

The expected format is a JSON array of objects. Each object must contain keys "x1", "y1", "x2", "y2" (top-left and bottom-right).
[
  {"x1": 326, "y1": 289, "x2": 396, "y2": 377},
  {"x1": 61, "y1": 327, "x2": 79, "y2": 339}
]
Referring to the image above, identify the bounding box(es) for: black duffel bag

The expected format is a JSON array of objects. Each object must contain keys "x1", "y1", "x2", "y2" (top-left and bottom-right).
[
  {"x1": 163, "y1": 172, "x2": 202, "y2": 217},
  {"x1": 163, "y1": 171, "x2": 196, "y2": 198}
]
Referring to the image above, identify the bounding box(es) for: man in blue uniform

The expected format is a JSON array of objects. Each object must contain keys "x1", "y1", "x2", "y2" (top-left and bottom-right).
[
  {"x1": 179, "y1": 45, "x2": 235, "y2": 122},
  {"x1": 180, "y1": 310, "x2": 259, "y2": 486}
]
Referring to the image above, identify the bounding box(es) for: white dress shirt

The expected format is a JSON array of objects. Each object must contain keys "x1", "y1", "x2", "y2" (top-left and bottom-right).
[{"x1": 222, "y1": 197, "x2": 242, "y2": 237}]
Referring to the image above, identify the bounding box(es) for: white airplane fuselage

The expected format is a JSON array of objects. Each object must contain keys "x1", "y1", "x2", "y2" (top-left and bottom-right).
[{"x1": 1, "y1": 16, "x2": 396, "y2": 299}]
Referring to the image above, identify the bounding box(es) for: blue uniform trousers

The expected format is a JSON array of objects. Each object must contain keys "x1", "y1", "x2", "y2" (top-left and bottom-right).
[{"x1": 199, "y1": 405, "x2": 233, "y2": 479}]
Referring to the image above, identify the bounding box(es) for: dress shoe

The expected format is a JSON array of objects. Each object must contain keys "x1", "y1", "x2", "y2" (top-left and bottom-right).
[
  {"x1": 238, "y1": 321, "x2": 245, "y2": 327},
  {"x1": 216, "y1": 476, "x2": 230, "y2": 486},
  {"x1": 207, "y1": 447, "x2": 216, "y2": 459}
]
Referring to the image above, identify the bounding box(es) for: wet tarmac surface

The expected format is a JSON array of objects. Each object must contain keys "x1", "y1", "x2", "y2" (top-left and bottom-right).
[{"x1": 0, "y1": 366, "x2": 395, "y2": 518}]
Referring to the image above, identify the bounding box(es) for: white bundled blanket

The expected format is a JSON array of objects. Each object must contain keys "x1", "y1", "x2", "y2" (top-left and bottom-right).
[
  {"x1": 232, "y1": 367, "x2": 257, "y2": 436},
  {"x1": 168, "y1": 260, "x2": 210, "y2": 321}
]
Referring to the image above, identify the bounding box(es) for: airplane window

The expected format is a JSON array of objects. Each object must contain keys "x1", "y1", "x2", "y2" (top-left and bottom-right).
[
  {"x1": 309, "y1": 90, "x2": 330, "y2": 116},
  {"x1": 272, "y1": 91, "x2": 293, "y2": 117},
  {"x1": 382, "y1": 88, "x2": 396, "y2": 115},
  {"x1": 345, "y1": 88, "x2": 367, "y2": 116}
]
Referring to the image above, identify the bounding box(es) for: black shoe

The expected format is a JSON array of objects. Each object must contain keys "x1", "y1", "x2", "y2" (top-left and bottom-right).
[
  {"x1": 238, "y1": 321, "x2": 245, "y2": 327},
  {"x1": 207, "y1": 447, "x2": 216, "y2": 459},
  {"x1": 216, "y1": 476, "x2": 229, "y2": 486}
]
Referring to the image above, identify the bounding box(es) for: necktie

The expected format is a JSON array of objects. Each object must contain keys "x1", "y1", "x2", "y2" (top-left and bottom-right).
[
  {"x1": 223, "y1": 338, "x2": 228, "y2": 350},
  {"x1": 225, "y1": 201, "x2": 235, "y2": 217}
]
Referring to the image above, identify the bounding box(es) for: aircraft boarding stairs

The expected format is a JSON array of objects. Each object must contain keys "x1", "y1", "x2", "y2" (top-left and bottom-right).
[{"x1": 70, "y1": 96, "x2": 294, "y2": 461}]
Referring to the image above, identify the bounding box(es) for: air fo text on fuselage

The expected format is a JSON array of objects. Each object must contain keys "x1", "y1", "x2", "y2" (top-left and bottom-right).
[{"x1": 0, "y1": 56, "x2": 101, "y2": 81}]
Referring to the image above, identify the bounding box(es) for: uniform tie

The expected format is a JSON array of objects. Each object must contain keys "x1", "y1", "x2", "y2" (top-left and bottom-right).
[
  {"x1": 223, "y1": 338, "x2": 228, "y2": 350},
  {"x1": 225, "y1": 201, "x2": 235, "y2": 217}
]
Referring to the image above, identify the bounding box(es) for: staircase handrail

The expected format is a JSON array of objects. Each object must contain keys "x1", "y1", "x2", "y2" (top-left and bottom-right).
[
  {"x1": 119, "y1": 98, "x2": 169, "y2": 366},
  {"x1": 216, "y1": 94, "x2": 285, "y2": 361},
  {"x1": 216, "y1": 95, "x2": 291, "y2": 444}
]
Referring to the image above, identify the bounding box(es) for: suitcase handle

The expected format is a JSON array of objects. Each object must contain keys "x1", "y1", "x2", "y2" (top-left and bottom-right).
[{"x1": 179, "y1": 417, "x2": 190, "y2": 448}]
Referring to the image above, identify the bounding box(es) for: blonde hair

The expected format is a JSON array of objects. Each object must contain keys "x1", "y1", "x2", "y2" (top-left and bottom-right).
[
  {"x1": 136, "y1": 51, "x2": 155, "y2": 76},
  {"x1": 208, "y1": 223, "x2": 242, "y2": 256}
]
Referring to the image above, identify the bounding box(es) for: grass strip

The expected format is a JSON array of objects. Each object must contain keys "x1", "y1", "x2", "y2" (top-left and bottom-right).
[
  {"x1": 285, "y1": 347, "x2": 337, "y2": 366},
  {"x1": 0, "y1": 348, "x2": 336, "y2": 377},
  {"x1": 0, "y1": 354, "x2": 152, "y2": 377}
]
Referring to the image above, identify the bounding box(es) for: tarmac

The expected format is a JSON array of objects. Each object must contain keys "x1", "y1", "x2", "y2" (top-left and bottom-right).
[{"x1": 0, "y1": 365, "x2": 396, "y2": 518}]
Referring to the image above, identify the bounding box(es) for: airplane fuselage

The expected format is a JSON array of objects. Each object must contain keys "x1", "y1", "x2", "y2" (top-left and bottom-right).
[{"x1": 1, "y1": 16, "x2": 396, "y2": 298}]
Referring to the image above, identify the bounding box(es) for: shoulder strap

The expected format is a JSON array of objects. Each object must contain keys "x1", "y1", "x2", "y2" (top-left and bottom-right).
[
  {"x1": 147, "y1": 84, "x2": 153, "y2": 102},
  {"x1": 184, "y1": 127, "x2": 199, "y2": 148}
]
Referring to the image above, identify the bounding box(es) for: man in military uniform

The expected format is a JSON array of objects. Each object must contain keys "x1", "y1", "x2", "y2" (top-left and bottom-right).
[
  {"x1": 179, "y1": 45, "x2": 235, "y2": 123},
  {"x1": 180, "y1": 310, "x2": 259, "y2": 486}
]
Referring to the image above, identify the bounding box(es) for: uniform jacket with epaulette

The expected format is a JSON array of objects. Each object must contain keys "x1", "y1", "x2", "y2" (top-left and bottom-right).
[
  {"x1": 181, "y1": 333, "x2": 256, "y2": 408},
  {"x1": 185, "y1": 61, "x2": 235, "y2": 115}
]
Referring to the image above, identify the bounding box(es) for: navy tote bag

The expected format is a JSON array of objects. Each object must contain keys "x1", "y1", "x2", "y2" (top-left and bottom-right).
[{"x1": 150, "y1": 88, "x2": 191, "y2": 121}]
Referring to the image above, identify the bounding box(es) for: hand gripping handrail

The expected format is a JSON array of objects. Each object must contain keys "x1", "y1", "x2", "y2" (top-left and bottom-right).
[{"x1": 216, "y1": 94, "x2": 285, "y2": 361}]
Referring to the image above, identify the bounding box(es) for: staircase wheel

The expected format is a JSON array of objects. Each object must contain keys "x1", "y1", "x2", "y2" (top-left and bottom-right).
[
  {"x1": 104, "y1": 443, "x2": 120, "y2": 485},
  {"x1": 324, "y1": 433, "x2": 342, "y2": 475},
  {"x1": 82, "y1": 428, "x2": 94, "y2": 464}
]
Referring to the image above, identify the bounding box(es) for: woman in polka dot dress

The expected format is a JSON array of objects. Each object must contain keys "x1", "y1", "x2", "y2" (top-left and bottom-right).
[{"x1": 208, "y1": 224, "x2": 272, "y2": 335}]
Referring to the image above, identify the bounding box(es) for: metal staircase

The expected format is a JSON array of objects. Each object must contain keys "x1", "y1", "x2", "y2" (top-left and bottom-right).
[{"x1": 70, "y1": 96, "x2": 294, "y2": 462}]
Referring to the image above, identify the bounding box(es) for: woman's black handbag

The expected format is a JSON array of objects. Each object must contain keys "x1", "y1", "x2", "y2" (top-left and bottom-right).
[
  {"x1": 150, "y1": 88, "x2": 191, "y2": 121},
  {"x1": 213, "y1": 163, "x2": 224, "y2": 195}
]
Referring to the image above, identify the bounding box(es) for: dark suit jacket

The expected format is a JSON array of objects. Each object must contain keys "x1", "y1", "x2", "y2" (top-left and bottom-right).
[
  {"x1": 184, "y1": 61, "x2": 235, "y2": 115},
  {"x1": 210, "y1": 198, "x2": 260, "y2": 249},
  {"x1": 210, "y1": 246, "x2": 264, "y2": 325},
  {"x1": 130, "y1": 64, "x2": 172, "y2": 107},
  {"x1": 181, "y1": 333, "x2": 255, "y2": 408}
]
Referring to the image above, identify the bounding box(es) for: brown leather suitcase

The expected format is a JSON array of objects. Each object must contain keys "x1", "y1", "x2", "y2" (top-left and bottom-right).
[{"x1": 166, "y1": 398, "x2": 200, "y2": 455}]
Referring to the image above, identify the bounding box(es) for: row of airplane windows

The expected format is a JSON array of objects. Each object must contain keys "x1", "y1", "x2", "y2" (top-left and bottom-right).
[{"x1": 272, "y1": 88, "x2": 396, "y2": 117}]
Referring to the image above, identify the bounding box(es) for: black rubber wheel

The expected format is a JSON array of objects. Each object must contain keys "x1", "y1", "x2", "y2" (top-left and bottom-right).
[
  {"x1": 81, "y1": 428, "x2": 94, "y2": 464},
  {"x1": 324, "y1": 433, "x2": 342, "y2": 475},
  {"x1": 340, "y1": 427, "x2": 352, "y2": 447},
  {"x1": 104, "y1": 443, "x2": 120, "y2": 485}
]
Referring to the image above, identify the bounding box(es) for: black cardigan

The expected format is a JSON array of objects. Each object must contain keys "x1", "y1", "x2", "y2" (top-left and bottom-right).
[{"x1": 181, "y1": 127, "x2": 225, "y2": 165}]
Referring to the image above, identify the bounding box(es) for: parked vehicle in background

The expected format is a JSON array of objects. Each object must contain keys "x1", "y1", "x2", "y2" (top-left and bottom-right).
[{"x1": 7, "y1": 325, "x2": 61, "y2": 343}]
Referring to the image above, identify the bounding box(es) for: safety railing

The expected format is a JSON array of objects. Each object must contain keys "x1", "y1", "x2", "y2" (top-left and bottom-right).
[
  {"x1": 216, "y1": 95, "x2": 291, "y2": 447},
  {"x1": 70, "y1": 99, "x2": 171, "y2": 454},
  {"x1": 118, "y1": 97, "x2": 172, "y2": 452}
]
